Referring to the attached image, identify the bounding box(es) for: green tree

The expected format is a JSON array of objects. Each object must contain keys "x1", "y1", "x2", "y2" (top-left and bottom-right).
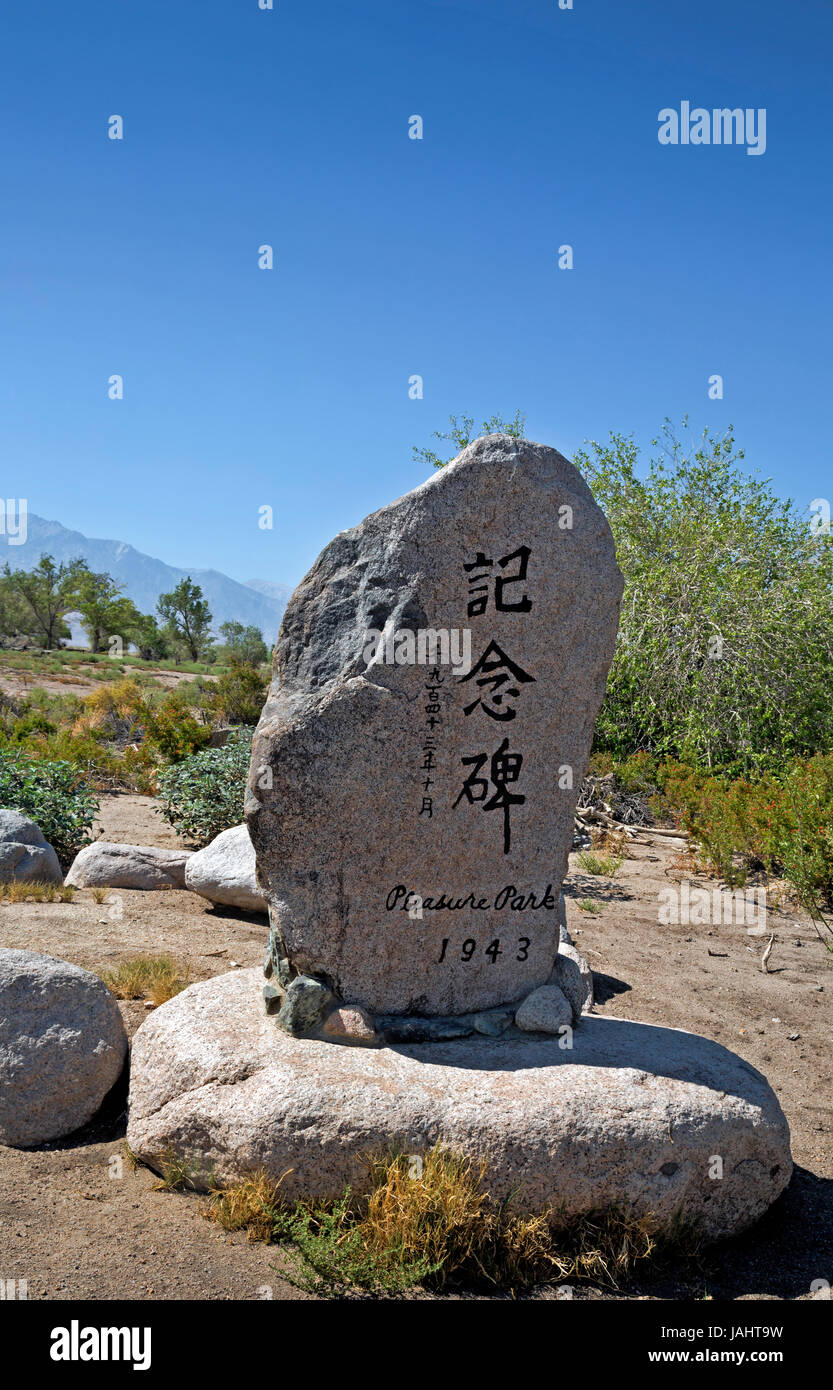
[
  {"x1": 1, "y1": 555, "x2": 86, "y2": 649},
  {"x1": 72, "y1": 568, "x2": 145, "y2": 654},
  {"x1": 218, "y1": 620, "x2": 269, "y2": 665},
  {"x1": 157, "y1": 577, "x2": 213, "y2": 662},
  {"x1": 0, "y1": 572, "x2": 31, "y2": 637},
  {"x1": 576, "y1": 420, "x2": 833, "y2": 768},
  {"x1": 413, "y1": 411, "x2": 526, "y2": 470},
  {"x1": 128, "y1": 612, "x2": 170, "y2": 661}
]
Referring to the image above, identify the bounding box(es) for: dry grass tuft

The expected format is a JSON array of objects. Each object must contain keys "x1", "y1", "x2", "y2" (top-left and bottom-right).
[
  {"x1": 0, "y1": 879, "x2": 68, "y2": 903},
  {"x1": 206, "y1": 1171, "x2": 293, "y2": 1243},
  {"x1": 591, "y1": 828, "x2": 631, "y2": 859},
  {"x1": 151, "y1": 1148, "x2": 197, "y2": 1192},
  {"x1": 202, "y1": 1145, "x2": 700, "y2": 1294},
  {"x1": 98, "y1": 954, "x2": 190, "y2": 1005}
]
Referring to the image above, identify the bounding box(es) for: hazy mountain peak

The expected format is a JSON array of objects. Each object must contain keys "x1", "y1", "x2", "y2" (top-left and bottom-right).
[{"x1": 6, "y1": 514, "x2": 291, "y2": 644}]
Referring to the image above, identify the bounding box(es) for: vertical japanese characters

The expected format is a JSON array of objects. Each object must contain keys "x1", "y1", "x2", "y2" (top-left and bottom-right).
[{"x1": 453, "y1": 547, "x2": 535, "y2": 854}]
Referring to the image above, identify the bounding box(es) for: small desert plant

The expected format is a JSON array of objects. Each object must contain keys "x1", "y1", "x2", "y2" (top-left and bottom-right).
[
  {"x1": 151, "y1": 1148, "x2": 200, "y2": 1192},
  {"x1": 98, "y1": 954, "x2": 190, "y2": 1005},
  {"x1": 577, "y1": 899, "x2": 602, "y2": 915},
  {"x1": 206, "y1": 1171, "x2": 293, "y2": 1243},
  {"x1": 144, "y1": 692, "x2": 212, "y2": 762},
  {"x1": 577, "y1": 850, "x2": 623, "y2": 877},
  {"x1": 90, "y1": 885, "x2": 108, "y2": 904},
  {"x1": 209, "y1": 657, "x2": 267, "y2": 727},
  {"x1": 590, "y1": 827, "x2": 630, "y2": 858}
]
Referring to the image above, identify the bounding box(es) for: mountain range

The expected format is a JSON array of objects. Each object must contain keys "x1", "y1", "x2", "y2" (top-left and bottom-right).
[{"x1": 7, "y1": 514, "x2": 295, "y2": 645}]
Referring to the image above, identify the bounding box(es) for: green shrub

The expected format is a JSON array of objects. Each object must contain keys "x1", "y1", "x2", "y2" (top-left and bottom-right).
[
  {"x1": 145, "y1": 692, "x2": 212, "y2": 762},
  {"x1": 0, "y1": 754, "x2": 98, "y2": 865},
  {"x1": 210, "y1": 658, "x2": 267, "y2": 726},
  {"x1": 578, "y1": 422, "x2": 833, "y2": 769},
  {"x1": 155, "y1": 730, "x2": 253, "y2": 846},
  {"x1": 660, "y1": 755, "x2": 833, "y2": 929}
]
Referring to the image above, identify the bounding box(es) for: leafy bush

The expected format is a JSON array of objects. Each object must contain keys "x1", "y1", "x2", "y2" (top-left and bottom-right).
[
  {"x1": 659, "y1": 755, "x2": 833, "y2": 930},
  {"x1": 577, "y1": 422, "x2": 833, "y2": 769},
  {"x1": 155, "y1": 730, "x2": 253, "y2": 846},
  {"x1": 144, "y1": 693, "x2": 212, "y2": 762},
  {"x1": 210, "y1": 658, "x2": 267, "y2": 726},
  {"x1": 0, "y1": 754, "x2": 98, "y2": 865}
]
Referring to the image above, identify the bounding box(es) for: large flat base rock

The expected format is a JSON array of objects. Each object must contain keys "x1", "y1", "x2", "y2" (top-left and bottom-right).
[{"x1": 127, "y1": 969, "x2": 792, "y2": 1243}]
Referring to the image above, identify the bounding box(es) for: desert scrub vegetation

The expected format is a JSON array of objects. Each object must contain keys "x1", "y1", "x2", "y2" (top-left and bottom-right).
[
  {"x1": 97, "y1": 954, "x2": 190, "y2": 1005},
  {"x1": 155, "y1": 729, "x2": 254, "y2": 846},
  {"x1": 0, "y1": 753, "x2": 98, "y2": 865},
  {"x1": 583, "y1": 748, "x2": 833, "y2": 940},
  {"x1": 0, "y1": 880, "x2": 76, "y2": 903},
  {"x1": 203, "y1": 1146, "x2": 699, "y2": 1294},
  {"x1": 658, "y1": 756, "x2": 833, "y2": 942},
  {"x1": 577, "y1": 850, "x2": 623, "y2": 877},
  {"x1": 0, "y1": 668, "x2": 262, "y2": 792}
]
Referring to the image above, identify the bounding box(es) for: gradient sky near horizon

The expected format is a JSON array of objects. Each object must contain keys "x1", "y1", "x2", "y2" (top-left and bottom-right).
[{"x1": 2, "y1": 0, "x2": 831, "y2": 588}]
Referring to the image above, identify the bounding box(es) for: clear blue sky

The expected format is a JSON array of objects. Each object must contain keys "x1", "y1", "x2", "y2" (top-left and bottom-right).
[{"x1": 2, "y1": 0, "x2": 830, "y2": 587}]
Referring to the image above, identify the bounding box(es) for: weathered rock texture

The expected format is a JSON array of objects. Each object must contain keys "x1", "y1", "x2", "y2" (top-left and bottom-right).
[
  {"x1": 247, "y1": 436, "x2": 622, "y2": 1015},
  {"x1": 0, "y1": 948, "x2": 127, "y2": 1147},
  {"x1": 184, "y1": 824, "x2": 266, "y2": 913},
  {"x1": 65, "y1": 841, "x2": 191, "y2": 890},
  {"x1": 126, "y1": 969, "x2": 792, "y2": 1242},
  {"x1": 0, "y1": 810, "x2": 62, "y2": 884}
]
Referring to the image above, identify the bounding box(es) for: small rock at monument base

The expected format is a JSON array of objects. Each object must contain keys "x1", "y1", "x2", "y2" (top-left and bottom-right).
[
  {"x1": 547, "y1": 951, "x2": 588, "y2": 1022},
  {"x1": 378, "y1": 1015, "x2": 475, "y2": 1044},
  {"x1": 515, "y1": 984, "x2": 573, "y2": 1034},
  {"x1": 276, "y1": 975, "x2": 333, "y2": 1036},
  {"x1": 321, "y1": 1005, "x2": 379, "y2": 1046},
  {"x1": 262, "y1": 983, "x2": 282, "y2": 1015}
]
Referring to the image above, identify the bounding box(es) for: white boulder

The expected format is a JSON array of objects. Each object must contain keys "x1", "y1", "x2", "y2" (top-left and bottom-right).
[
  {"x1": 65, "y1": 841, "x2": 192, "y2": 890},
  {"x1": 127, "y1": 968, "x2": 792, "y2": 1243},
  {"x1": 184, "y1": 824, "x2": 266, "y2": 913}
]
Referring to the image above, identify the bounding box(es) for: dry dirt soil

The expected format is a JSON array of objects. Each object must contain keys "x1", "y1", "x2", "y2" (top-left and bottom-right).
[
  {"x1": 0, "y1": 664, "x2": 217, "y2": 700},
  {"x1": 0, "y1": 796, "x2": 830, "y2": 1301}
]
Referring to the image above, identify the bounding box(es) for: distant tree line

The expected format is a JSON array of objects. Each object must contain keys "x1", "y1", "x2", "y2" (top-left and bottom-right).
[{"x1": 0, "y1": 557, "x2": 270, "y2": 666}]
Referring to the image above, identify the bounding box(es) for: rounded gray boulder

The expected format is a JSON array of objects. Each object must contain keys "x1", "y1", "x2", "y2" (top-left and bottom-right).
[
  {"x1": 0, "y1": 809, "x2": 62, "y2": 884},
  {"x1": 127, "y1": 968, "x2": 792, "y2": 1243},
  {"x1": 0, "y1": 948, "x2": 128, "y2": 1147},
  {"x1": 184, "y1": 824, "x2": 266, "y2": 913},
  {"x1": 65, "y1": 840, "x2": 192, "y2": 890}
]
